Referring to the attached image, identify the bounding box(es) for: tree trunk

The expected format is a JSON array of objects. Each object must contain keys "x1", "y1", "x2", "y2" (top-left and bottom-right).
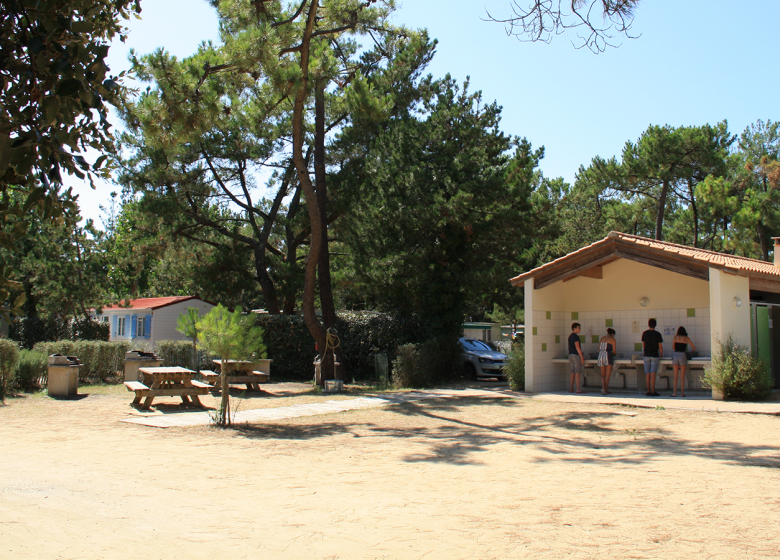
[
  {"x1": 219, "y1": 358, "x2": 230, "y2": 426},
  {"x1": 655, "y1": 179, "x2": 669, "y2": 240},
  {"x1": 290, "y1": 0, "x2": 327, "y2": 383},
  {"x1": 314, "y1": 77, "x2": 343, "y2": 381},
  {"x1": 253, "y1": 245, "x2": 280, "y2": 314},
  {"x1": 688, "y1": 177, "x2": 699, "y2": 247}
]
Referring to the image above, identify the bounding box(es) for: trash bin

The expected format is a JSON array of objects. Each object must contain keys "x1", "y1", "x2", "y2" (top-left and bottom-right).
[
  {"x1": 123, "y1": 350, "x2": 162, "y2": 382},
  {"x1": 47, "y1": 354, "x2": 82, "y2": 396}
]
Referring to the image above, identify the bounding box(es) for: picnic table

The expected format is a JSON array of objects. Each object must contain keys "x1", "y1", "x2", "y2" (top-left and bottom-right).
[
  {"x1": 200, "y1": 359, "x2": 272, "y2": 392},
  {"x1": 124, "y1": 366, "x2": 212, "y2": 410}
]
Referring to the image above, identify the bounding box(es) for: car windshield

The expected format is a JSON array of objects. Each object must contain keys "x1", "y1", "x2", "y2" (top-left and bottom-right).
[{"x1": 461, "y1": 339, "x2": 493, "y2": 352}]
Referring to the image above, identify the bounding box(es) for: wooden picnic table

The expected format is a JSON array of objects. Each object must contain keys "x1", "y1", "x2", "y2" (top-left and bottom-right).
[
  {"x1": 124, "y1": 366, "x2": 212, "y2": 410},
  {"x1": 200, "y1": 359, "x2": 272, "y2": 392}
]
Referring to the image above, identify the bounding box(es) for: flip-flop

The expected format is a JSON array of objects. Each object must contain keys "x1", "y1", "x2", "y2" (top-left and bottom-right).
[{"x1": 576, "y1": 391, "x2": 586, "y2": 394}]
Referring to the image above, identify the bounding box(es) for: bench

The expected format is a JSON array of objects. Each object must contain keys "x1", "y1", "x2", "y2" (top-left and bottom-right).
[{"x1": 124, "y1": 379, "x2": 212, "y2": 409}]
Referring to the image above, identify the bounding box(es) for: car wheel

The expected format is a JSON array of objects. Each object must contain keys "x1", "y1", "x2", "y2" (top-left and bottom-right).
[{"x1": 464, "y1": 362, "x2": 477, "y2": 381}]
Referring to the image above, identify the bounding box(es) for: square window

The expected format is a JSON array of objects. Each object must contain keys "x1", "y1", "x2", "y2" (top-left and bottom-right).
[
  {"x1": 541, "y1": 343, "x2": 547, "y2": 352},
  {"x1": 635, "y1": 342, "x2": 642, "y2": 351},
  {"x1": 555, "y1": 335, "x2": 560, "y2": 344},
  {"x1": 571, "y1": 312, "x2": 579, "y2": 320},
  {"x1": 592, "y1": 335, "x2": 599, "y2": 344},
  {"x1": 579, "y1": 335, "x2": 585, "y2": 343},
  {"x1": 546, "y1": 311, "x2": 551, "y2": 320},
  {"x1": 532, "y1": 327, "x2": 538, "y2": 336},
  {"x1": 687, "y1": 308, "x2": 696, "y2": 318},
  {"x1": 605, "y1": 318, "x2": 613, "y2": 328}
]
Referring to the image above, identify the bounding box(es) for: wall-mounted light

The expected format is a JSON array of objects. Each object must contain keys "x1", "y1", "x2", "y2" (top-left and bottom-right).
[
  {"x1": 639, "y1": 297, "x2": 649, "y2": 307},
  {"x1": 733, "y1": 296, "x2": 742, "y2": 308}
]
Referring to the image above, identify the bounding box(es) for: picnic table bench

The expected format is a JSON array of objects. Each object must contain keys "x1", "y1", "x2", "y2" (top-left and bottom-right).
[
  {"x1": 205, "y1": 359, "x2": 272, "y2": 392},
  {"x1": 124, "y1": 366, "x2": 212, "y2": 410}
]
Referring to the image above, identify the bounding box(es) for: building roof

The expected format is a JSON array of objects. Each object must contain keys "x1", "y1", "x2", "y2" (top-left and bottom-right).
[
  {"x1": 510, "y1": 232, "x2": 780, "y2": 292},
  {"x1": 101, "y1": 296, "x2": 206, "y2": 311}
]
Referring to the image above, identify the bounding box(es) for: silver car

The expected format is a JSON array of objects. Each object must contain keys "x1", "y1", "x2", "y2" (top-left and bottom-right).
[{"x1": 459, "y1": 337, "x2": 507, "y2": 380}]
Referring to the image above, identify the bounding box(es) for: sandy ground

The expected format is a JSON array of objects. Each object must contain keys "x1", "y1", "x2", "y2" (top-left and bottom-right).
[{"x1": 1, "y1": 383, "x2": 780, "y2": 560}]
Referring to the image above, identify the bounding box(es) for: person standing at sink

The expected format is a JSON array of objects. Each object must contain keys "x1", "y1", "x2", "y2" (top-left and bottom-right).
[
  {"x1": 671, "y1": 326, "x2": 696, "y2": 397},
  {"x1": 597, "y1": 328, "x2": 617, "y2": 395},
  {"x1": 568, "y1": 323, "x2": 585, "y2": 393},
  {"x1": 642, "y1": 318, "x2": 664, "y2": 396}
]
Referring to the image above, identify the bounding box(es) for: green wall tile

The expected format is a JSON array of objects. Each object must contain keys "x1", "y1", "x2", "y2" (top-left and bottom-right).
[
  {"x1": 579, "y1": 335, "x2": 585, "y2": 343},
  {"x1": 606, "y1": 318, "x2": 613, "y2": 327},
  {"x1": 687, "y1": 308, "x2": 696, "y2": 317},
  {"x1": 592, "y1": 335, "x2": 599, "y2": 343},
  {"x1": 532, "y1": 326, "x2": 537, "y2": 336},
  {"x1": 541, "y1": 343, "x2": 547, "y2": 351},
  {"x1": 571, "y1": 312, "x2": 579, "y2": 320},
  {"x1": 546, "y1": 311, "x2": 551, "y2": 320},
  {"x1": 555, "y1": 335, "x2": 560, "y2": 343},
  {"x1": 635, "y1": 342, "x2": 642, "y2": 351}
]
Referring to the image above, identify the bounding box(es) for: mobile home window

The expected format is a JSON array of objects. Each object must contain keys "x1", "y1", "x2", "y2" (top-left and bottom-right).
[
  {"x1": 117, "y1": 317, "x2": 126, "y2": 337},
  {"x1": 137, "y1": 317, "x2": 146, "y2": 338}
]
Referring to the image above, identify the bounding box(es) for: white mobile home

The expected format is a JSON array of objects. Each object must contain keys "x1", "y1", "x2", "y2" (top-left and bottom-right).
[{"x1": 95, "y1": 296, "x2": 215, "y2": 346}]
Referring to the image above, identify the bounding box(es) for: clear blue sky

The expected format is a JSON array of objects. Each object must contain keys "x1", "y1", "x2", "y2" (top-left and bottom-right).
[{"x1": 70, "y1": 0, "x2": 780, "y2": 224}]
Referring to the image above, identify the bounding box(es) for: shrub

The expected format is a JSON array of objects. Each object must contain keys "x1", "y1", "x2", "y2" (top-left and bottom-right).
[
  {"x1": 504, "y1": 342, "x2": 525, "y2": 391},
  {"x1": 15, "y1": 350, "x2": 48, "y2": 392},
  {"x1": 703, "y1": 335, "x2": 772, "y2": 401},
  {"x1": 0, "y1": 339, "x2": 21, "y2": 400},
  {"x1": 33, "y1": 340, "x2": 131, "y2": 382},
  {"x1": 391, "y1": 343, "x2": 430, "y2": 388}
]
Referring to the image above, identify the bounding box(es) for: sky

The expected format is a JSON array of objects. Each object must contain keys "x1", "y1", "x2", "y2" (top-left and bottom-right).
[{"x1": 69, "y1": 0, "x2": 780, "y2": 225}]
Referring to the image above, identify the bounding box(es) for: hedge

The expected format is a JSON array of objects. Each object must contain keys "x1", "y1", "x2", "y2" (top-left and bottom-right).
[
  {"x1": 155, "y1": 340, "x2": 217, "y2": 371},
  {"x1": 254, "y1": 311, "x2": 448, "y2": 382},
  {"x1": 33, "y1": 340, "x2": 131, "y2": 382}
]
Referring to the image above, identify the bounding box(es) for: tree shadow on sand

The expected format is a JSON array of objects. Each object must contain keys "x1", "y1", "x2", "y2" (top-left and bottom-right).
[{"x1": 221, "y1": 395, "x2": 780, "y2": 471}]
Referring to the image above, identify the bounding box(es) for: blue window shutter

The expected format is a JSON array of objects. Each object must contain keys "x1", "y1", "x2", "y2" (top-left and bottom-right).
[
  {"x1": 112, "y1": 315, "x2": 117, "y2": 338},
  {"x1": 130, "y1": 315, "x2": 137, "y2": 338},
  {"x1": 145, "y1": 314, "x2": 152, "y2": 338}
]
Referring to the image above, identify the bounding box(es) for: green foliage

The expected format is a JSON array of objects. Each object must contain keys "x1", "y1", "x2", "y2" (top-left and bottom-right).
[
  {"x1": 255, "y1": 311, "x2": 450, "y2": 381},
  {"x1": 336, "y1": 77, "x2": 520, "y2": 328},
  {"x1": 0, "y1": 339, "x2": 21, "y2": 399},
  {"x1": 15, "y1": 350, "x2": 48, "y2": 392},
  {"x1": 0, "y1": 0, "x2": 141, "y2": 317},
  {"x1": 32, "y1": 340, "x2": 130, "y2": 382},
  {"x1": 504, "y1": 342, "x2": 526, "y2": 391},
  {"x1": 11, "y1": 316, "x2": 109, "y2": 349},
  {"x1": 703, "y1": 335, "x2": 773, "y2": 401}
]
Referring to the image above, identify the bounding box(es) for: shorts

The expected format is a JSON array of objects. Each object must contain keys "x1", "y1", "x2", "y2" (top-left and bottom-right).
[
  {"x1": 569, "y1": 354, "x2": 583, "y2": 374},
  {"x1": 672, "y1": 352, "x2": 688, "y2": 366},
  {"x1": 643, "y1": 356, "x2": 661, "y2": 374}
]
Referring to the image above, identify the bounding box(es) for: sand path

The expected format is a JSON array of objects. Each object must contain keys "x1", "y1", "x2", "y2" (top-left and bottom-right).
[{"x1": 1, "y1": 384, "x2": 779, "y2": 559}]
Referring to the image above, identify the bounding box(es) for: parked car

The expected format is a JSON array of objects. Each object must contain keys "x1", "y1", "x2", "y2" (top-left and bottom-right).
[{"x1": 459, "y1": 337, "x2": 507, "y2": 380}]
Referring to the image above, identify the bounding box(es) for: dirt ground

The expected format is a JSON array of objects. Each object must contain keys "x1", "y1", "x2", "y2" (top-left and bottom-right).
[{"x1": 1, "y1": 383, "x2": 780, "y2": 560}]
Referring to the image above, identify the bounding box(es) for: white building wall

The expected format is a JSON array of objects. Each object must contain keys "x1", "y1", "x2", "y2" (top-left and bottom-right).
[
  {"x1": 150, "y1": 300, "x2": 215, "y2": 344},
  {"x1": 709, "y1": 268, "x2": 751, "y2": 351}
]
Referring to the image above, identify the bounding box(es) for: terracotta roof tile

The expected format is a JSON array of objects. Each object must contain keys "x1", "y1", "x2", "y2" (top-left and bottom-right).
[{"x1": 102, "y1": 296, "x2": 200, "y2": 311}]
